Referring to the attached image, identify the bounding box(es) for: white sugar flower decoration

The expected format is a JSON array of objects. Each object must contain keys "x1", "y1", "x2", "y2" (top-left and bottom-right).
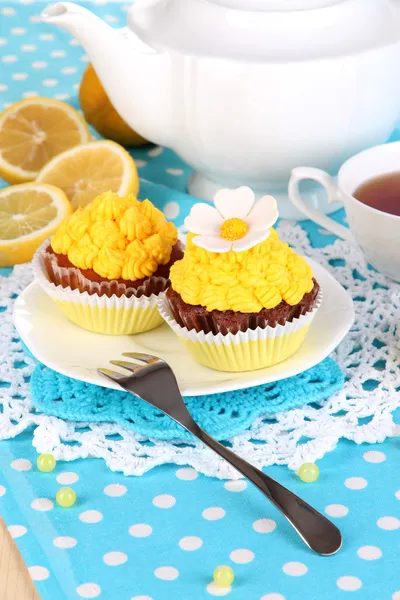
[{"x1": 184, "y1": 186, "x2": 279, "y2": 253}]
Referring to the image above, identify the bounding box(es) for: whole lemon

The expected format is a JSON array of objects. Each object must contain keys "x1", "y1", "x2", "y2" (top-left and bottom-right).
[{"x1": 79, "y1": 64, "x2": 148, "y2": 147}]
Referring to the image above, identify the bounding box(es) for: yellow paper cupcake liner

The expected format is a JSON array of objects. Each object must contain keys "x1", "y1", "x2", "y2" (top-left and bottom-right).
[
  {"x1": 158, "y1": 290, "x2": 322, "y2": 372},
  {"x1": 177, "y1": 325, "x2": 311, "y2": 371},
  {"x1": 52, "y1": 299, "x2": 163, "y2": 335},
  {"x1": 33, "y1": 243, "x2": 164, "y2": 335}
]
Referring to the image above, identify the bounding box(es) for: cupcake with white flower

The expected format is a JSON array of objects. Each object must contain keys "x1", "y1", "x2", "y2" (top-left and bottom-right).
[{"x1": 159, "y1": 187, "x2": 322, "y2": 372}]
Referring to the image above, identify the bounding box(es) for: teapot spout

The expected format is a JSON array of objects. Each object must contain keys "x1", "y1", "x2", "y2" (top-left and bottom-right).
[{"x1": 41, "y1": 2, "x2": 172, "y2": 147}]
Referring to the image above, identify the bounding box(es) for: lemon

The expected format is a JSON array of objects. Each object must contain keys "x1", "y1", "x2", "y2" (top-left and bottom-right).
[
  {"x1": 0, "y1": 182, "x2": 72, "y2": 267},
  {"x1": 36, "y1": 140, "x2": 139, "y2": 210},
  {"x1": 0, "y1": 98, "x2": 91, "y2": 184},
  {"x1": 79, "y1": 64, "x2": 148, "y2": 147}
]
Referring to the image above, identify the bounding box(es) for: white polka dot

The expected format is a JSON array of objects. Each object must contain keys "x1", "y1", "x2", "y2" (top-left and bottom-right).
[
  {"x1": 176, "y1": 467, "x2": 198, "y2": 481},
  {"x1": 152, "y1": 494, "x2": 176, "y2": 508},
  {"x1": 11, "y1": 28, "x2": 26, "y2": 35},
  {"x1": 135, "y1": 159, "x2": 147, "y2": 168},
  {"x1": 206, "y1": 582, "x2": 231, "y2": 596},
  {"x1": 166, "y1": 168, "x2": 184, "y2": 176},
  {"x1": 396, "y1": 490, "x2": 400, "y2": 500},
  {"x1": 28, "y1": 566, "x2": 49, "y2": 581},
  {"x1": 129, "y1": 524, "x2": 152, "y2": 538},
  {"x1": 252, "y1": 518, "x2": 277, "y2": 534},
  {"x1": 179, "y1": 536, "x2": 203, "y2": 551},
  {"x1": 40, "y1": 33, "x2": 54, "y2": 41},
  {"x1": 202, "y1": 507, "x2": 226, "y2": 521},
  {"x1": 21, "y1": 44, "x2": 36, "y2": 52},
  {"x1": 53, "y1": 536, "x2": 77, "y2": 549},
  {"x1": 230, "y1": 549, "x2": 254, "y2": 564},
  {"x1": 357, "y1": 545, "x2": 382, "y2": 560},
  {"x1": 31, "y1": 498, "x2": 53, "y2": 511},
  {"x1": 23, "y1": 91, "x2": 38, "y2": 98},
  {"x1": 393, "y1": 592, "x2": 400, "y2": 600},
  {"x1": 0, "y1": 85, "x2": 8, "y2": 92},
  {"x1": 8, "y1": 525, "x2": 27, "y2": 538},
  {"x1": 11, "y1": 459, "x2": 31, "y2": 471},
  {"x1": 325, "y1": 504, "x2": 349, "y2": 518},
  {"x1": 345, "y1": 477, "x2": 367, "y2": 490},
  {"x1": 131, "y1": 597, "x2": 153, "y2": 600},
  {"x1": 57, "y1": 472, "x2": 79, "y2": 485},
  {"x1": 377, "y1": 516, "x2": 400, "y2": 530},
  {"x1": 76, "y1": 583, "x2": 101, "y2": 598},
  {"x1": 154, "y1": 566, "x2": 179, "y2": 580},
  {"x1": 80, "y1": 54, "x2": 89, "y2": 63},
  {"x1": 103, "y1": 551, "x2": 128, "y2": 566},
  {"x1": 51, "y1": 50, "x2": 66, "y2": 58},
  {"x1": 2, "y1": 55, "x2": 18, "y2": 63},
  {"x1": 104, "y1": 484, "x2": 127, "y2": 497},
  {"x1": 0, "y1": 39, "x2": 7, "y2": 46},
  {"x1": 29, "y1": 15, "x2": 41, "y2": 23},
  {"x1": 1, "y1": 7, "x2": 16, "y2": 15},
  {"x1": 224, "y1": 480, "x2": 247, "y2": 492},
  {"x1": 61, "y1": 66, "x2": 77, "y2": 75},
  {"x1": 0, "y1": 485, "x2": 6, "y2": 497},
  {"x1": 163, "y1": 201, "x2": 180, "y2": 220},
  {"x1": 54, "y1": 93, "x2": 70, "y2": 101},
  {"x1": 12, "y1": 73, "x2": 28, "y2": 81},
  {"x1": 261, "y1": 595, "x2": 286, "y2": 600},
  {"x1": 148, "y1": 146, "x2": 163, "y2": 158},
  {"x1": 42, "y1": 79, "x2": 58, "y2": 87},
  {"x1": 282, "y1": 562, "x2": 308, "y2": 576},
  {"x1": 105, "y1": 14, "x2": 118, "y2": 23},
  {"x1": 32, "y1": 61, "x2": 47, "y2": 69},
  {"x1": 337, "y1": 576, "x2": 362, "y2": 591},
  {"x1": 363, "y1": 451, "x2": 386, "y2": 463},
  {"x1": 69, "y1": 38, "x2": 80, "y2": 46},
  {"x1": 79, "y1": 510, "x2": 103, "y2": 524}
]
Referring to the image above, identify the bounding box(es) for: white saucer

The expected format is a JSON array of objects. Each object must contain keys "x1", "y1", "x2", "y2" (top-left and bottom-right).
[{"x1": 13, "y1": 259, "x2": 353, "y2": 397}]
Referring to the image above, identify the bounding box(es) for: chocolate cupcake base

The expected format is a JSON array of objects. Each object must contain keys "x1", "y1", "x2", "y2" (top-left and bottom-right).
[
  {"x1": 44, "y1": 242, "x2": 184, "y2": 299},
  {"x1": 166, "y1": 279, "x2": 320, "y2": 336}
]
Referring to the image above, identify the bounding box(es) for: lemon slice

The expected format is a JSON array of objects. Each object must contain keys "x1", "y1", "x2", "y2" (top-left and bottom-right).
[
  {"x1": 36, "y1": 140, "x2": 139, "y2": 210},
  {"x1": 0, "y1": 98, "x2": 91, "y2": 184},
  {"x1": 0, "y1": 182, "x2": 72, "y2": 267}
]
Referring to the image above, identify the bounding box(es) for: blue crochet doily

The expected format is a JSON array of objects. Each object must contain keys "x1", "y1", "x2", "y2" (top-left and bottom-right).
[{"x1": 30, "y1": 358, "x2": 344, "y2": 441}]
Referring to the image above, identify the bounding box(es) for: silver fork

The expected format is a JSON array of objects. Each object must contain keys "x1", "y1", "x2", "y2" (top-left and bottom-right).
[{"x1": 99, "y1": 352, "x2": 342, "y2": 556}]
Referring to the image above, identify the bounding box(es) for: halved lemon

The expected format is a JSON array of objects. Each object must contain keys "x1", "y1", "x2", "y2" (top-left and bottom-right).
[
  {"x1": 0, "y1": 182, "x2": 72, "y2": 267},
  {"x1": 0, "y1": 98, "x2": 91, "y2": 184},
  {"x1": 36, "y1": 140, "x2": 139, "y2": 210}
]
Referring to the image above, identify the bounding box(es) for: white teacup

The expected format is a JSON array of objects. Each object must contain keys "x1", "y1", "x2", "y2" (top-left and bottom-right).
[{"x1": 288, "y1": 142, "x2": 400, "y2": 282}]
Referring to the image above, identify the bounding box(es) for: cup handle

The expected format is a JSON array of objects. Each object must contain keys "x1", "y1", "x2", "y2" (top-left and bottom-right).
[{"x1": 288, "y1": 167, "x2": 354, "y2": 242}]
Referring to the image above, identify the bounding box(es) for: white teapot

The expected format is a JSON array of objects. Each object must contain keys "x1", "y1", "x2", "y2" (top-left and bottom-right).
[{"x1": 42, "y1": 0, "x2": 400, "y2": 218}]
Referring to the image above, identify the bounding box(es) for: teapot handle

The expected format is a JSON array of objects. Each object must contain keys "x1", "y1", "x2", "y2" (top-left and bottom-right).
[{"x1": 288, "y1": 167, "x2": 354, "y2": 242}]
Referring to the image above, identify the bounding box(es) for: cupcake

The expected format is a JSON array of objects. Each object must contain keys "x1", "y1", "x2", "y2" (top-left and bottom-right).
[
  {"x1": 159, "y1": 187, "x2": 321, "y2": 371},
  {"x1": 34, "y1": 190, "x2": 183, "y2": 334}
]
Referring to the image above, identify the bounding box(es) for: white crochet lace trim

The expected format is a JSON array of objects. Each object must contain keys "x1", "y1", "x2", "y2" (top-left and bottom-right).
[{"x1": 1, "y1": 223, "x2": 399, "y2": 479}]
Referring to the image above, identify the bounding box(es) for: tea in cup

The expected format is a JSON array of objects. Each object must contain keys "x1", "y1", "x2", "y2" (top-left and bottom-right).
[{"x1": 288, "y1": 142, "x2": 400, "y2": 282}]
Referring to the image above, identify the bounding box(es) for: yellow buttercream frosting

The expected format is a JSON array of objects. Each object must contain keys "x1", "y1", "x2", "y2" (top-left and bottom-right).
[
  {"x1": 169, "y1": 230, "x2": 314, "y2": 312},
  {"x1": 51, "y1": 191, "x2": 178, "y2": 281}
]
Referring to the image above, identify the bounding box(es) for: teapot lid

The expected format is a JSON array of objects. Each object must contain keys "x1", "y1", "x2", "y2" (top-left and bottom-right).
[{"x1": 127, "y1": 0, "x2": 400, "y2": 61}]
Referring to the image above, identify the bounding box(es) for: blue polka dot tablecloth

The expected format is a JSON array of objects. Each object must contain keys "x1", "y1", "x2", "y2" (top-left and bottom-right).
[{"x1": 1, "y1": 2, "x2": 400, "y2": 599}]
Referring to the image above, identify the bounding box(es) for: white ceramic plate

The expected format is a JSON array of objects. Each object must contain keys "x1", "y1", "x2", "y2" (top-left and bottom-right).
[{"x1": 13, "y1": 259, "x2": 353, "y2": 396}]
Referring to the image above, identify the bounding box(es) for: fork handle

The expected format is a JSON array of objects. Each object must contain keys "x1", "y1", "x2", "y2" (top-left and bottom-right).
[{"x1": 194, "y1": 428, "x2": 342, "y2": 555}]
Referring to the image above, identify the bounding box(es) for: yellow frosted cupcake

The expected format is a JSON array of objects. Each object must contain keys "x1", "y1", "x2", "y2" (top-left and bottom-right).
[
  {"x1": 159, "y1": 187, "x2": 321, "y2": 371},
  {"x1": 34, "y1": 191, "x2": 183, "y2": 334}
]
